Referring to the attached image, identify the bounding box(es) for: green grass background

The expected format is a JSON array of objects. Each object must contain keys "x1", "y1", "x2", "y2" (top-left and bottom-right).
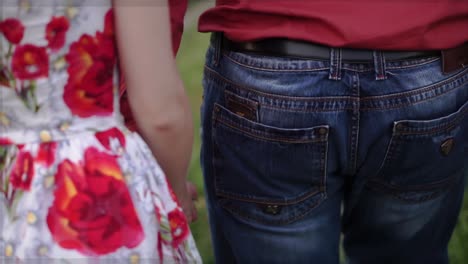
[{"x1": 176, "y1": 21, "x2": 468, "y2": 264}]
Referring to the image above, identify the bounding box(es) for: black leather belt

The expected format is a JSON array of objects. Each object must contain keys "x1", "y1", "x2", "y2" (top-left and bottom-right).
[{"x1": 220, "y1": 35, "x2": 440, "y2": 62}]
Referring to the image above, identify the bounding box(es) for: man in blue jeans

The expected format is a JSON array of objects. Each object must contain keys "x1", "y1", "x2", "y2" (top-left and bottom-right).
[{"x1": 198, "y1": 1, "x2": 468, "y2": 263}]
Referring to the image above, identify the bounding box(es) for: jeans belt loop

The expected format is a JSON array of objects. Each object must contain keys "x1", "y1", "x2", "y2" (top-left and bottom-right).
[
  {"x1": 213, "y1": 32, "x2": 223, "y2": 67},
  {"x1": 329, "y1": 48, "x2": 342, "y2": 81},
  {"x1": 373, "y1": 51, "x2": 388, "y2": 80}
]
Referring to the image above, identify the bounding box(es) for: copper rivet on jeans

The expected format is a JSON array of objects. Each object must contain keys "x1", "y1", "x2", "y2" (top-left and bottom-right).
[
  {"x1": 395, "y1": 123, "x2": 404, "y2": 130},
  {"x1": 440, "y1": 138, "x2": 455, "y2": 156},
  {"x1": 318, "y1": 127, "x2": 328, "y2": 135},
  {"x1": 264, "y1": 205, "x2": 281, "y2": 215}
]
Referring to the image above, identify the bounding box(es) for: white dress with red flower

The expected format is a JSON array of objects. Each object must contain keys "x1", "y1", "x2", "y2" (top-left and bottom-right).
[{"x1": 0, "y1": 1, "x2": 201, "y2": 263}]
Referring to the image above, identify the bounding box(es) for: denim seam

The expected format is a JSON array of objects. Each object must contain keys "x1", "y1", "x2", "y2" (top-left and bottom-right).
[
  {"x1": 204, "y1": 67, "x2": 355, "y2": 102},
  {"x1": 365, "y1": 183, "x2": 451, "y2": 203},
  {"x1": 350, "y1": 73, "x2": 361, "y2": 173},
  {"x1": 367, "y1": 134, "x2": 398, "y2": 188},
  {"x1": 360, "y1": 69, "x2": 467, "y2": 102},
  {"x1": 222, "y1": 50, "x2": 439, "y2": 72},
  {"x1": 215, "y1": 189, "x2": 323, "y2": 206},
  {"x1": 367, "y1": 128, "x2": 463, "y2": 194},
  {"x1": 214, "y1": 113, "x2": 327, "y2": 144},
  {"x1": 360, "y1": 75, "x2": 468, "y2": 110},
  {"x1": 375, "y1": 135, "x2": 399, "y2": 177},
  {"x1": 218, "y1": 193, "x2": 325, "y2": 225},
  {"x1": 368, "y1": 172, "x2": 460, "y2": 193},
  {"x1": 261, "y1": 104, "x2": 355, "y2": 112},
  {"x1": 204, "y1": 65, "x2": 467, "y2": 111},
  {"x1": 394, "y1": 108, "x2": 467, "y2": 135},
  {"x1": 384, "y1": 57, "x2": 439, "y2": 70},
  {"x1": 322, "y1": 132, "x2": 329, "y2": 194},
  {"x1": 223, "y1": 51, "x2": 330, "y2": 72},
  {"x1": 360, "y1": 78, "x2": 467, "y2": 111}
]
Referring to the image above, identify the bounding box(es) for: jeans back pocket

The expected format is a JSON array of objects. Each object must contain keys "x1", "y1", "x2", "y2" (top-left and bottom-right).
[
  {"x1": 212, "y1": 103, "x2": 329, "y2": 224},
  {"x1": 369, "y1": 100, "x2": 468, "y2": 202}
]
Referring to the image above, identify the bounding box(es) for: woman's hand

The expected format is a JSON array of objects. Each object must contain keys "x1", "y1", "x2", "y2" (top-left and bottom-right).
[{"x1": 176, "y1": 181, "x2": 199, "y2": 223}]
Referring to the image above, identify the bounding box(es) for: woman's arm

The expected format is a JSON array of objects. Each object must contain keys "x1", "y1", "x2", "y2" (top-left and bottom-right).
[{"x1": 113, "y1": 0, "x2": 196, "y2": 221}]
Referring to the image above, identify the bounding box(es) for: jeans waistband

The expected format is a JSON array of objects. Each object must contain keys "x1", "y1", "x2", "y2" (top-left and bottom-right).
[{"x1": 214, "y1": 33, "x2": 440, "y2": 62}]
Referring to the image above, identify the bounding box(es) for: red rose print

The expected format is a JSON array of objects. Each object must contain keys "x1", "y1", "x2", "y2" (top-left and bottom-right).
[
  {"x1": 168, "y1": 208, "x2": 189, "y2": 248},
  {"x1": 0, "y1": 18, "x2": 25, "y2": 44},
  {"x1": 104, "y1": 9, "x2": 114, "y2": 37},
  {"x1": 0, "y1": 137, "x2": 12, "y2": 145},
  {"x1": 63, "y1": 31, "x2": 115, "y2": 117},
  {"x1": 11, "y1": 44, "x2": 49, "y2": 80},
  {"x1": 46, "y1": 16, "x2": 70, "y2": 51},
  {"x1": 47, "y1": 147, "x2": 144, "y2": 255},
  {"x1": 36, "y1": 142, "x2": 58, "y2": 167},
  {"x1": 95, "y1": 127, "x2": 125, "y2": 150},
  {"x1": 9, "y1": 151, "x2": 35, "y2": 190}
]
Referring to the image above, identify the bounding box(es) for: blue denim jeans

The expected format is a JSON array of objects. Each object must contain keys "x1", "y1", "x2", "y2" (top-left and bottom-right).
[{"x1": 200, "y1": 40, "x2": 468, "y2": 264}]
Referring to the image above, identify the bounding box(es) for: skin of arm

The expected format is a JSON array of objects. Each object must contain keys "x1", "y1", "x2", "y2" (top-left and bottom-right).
[{"x1": 113, "y1": 0, "x2": 196, "y2": 221}]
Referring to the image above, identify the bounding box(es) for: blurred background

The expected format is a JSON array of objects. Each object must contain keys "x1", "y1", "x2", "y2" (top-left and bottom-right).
[{"x1": 178, "y1": 1, "x2": 468, "y2": 263}]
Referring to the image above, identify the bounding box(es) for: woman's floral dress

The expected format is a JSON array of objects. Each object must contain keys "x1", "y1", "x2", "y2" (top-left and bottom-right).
[{"x1": 0, "y1": 1, "x2": 201, "y2": 263}]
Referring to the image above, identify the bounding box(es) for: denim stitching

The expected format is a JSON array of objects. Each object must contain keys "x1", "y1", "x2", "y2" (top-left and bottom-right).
[
  {"x1": 368, "y1": 134, "x2": 399, "y2": 184},
  {"x1": 222, "y1": 49, "x2": 439, "y2": 72},
  {"x1": 329, "y1": 48, "x2": 342, "y2": 80},
  {"x1": 212, "y1": 143, "x2": 327, "y2": 203},
  {"x1": 379, "y1": 51, "x2": 388, "y2": 80},
  {"x1": 360, "y1": 69, "x2": 467, "y2": 102},
  {"x1": 217, "y1": 117, "x2": 324, "y2": 144},
  {"x1": 385, "y1": 57, "x2": 439, "y2": 70},
  {"x1": 393, "y1": 106, "x2": 467, "y2": 136},
  {"x1": 360, "y1": 78, "x2": 467, "y2": 111},
  {"x1": 213, "y1": 109, "x2": 328, "y2": 144},
  {"x1": 392, "y1": 186, "x2": 455, "y2": 203},
  {"x1": 204, "y1": 66, "x2": 467, "y2": 111},
  {"x1": 211, "y1": 108, "x2": 329, "y2": 205},
  {"x1": 350, "y1": 73, "x2": 361, "y2": 173},
  {"x1": 368, "y1": 172, "x2": 460, "y2": 193},
  {"x1": 338, "y1": 48, "x2": 343, "y2": 80},
  {"x1": 218, "y1": 193, "x2": 325, "y2": 225},
  {"x1": 365, "y1": 184, "x2": 451, "y2": 203},
  {"x1": 223, "y1": 52, "x2": 330, "y2": 72},
  {"x1": 205, "y1": 67, "x2": 356, "y2": 103},
  {"x1": 261, "y1": 104, "x2": 355, "y2": 112},
  {"x1": 373, "y1": 51, "x2": 387, "y2": 80},
  {"x1": 367, "y1": 119, "x2": 465, "y2": 196},
  {"x1": 330, "y1": 48, "x2": 337, "y2": 80},
  {"x1": 321, "y1": 133, "x2": 329, "y2": 194},
  {"x1": 215, "y1": 189, "x2": 323, "y2": 206}
]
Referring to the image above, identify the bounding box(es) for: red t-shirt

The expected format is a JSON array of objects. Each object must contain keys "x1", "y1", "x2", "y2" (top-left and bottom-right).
[
  {"x1": 120, "y1": 0, "x2": 188, "y2": 131},
  {"x1": 198, "y1": 0, "x2": 468, "y2": 50}
]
